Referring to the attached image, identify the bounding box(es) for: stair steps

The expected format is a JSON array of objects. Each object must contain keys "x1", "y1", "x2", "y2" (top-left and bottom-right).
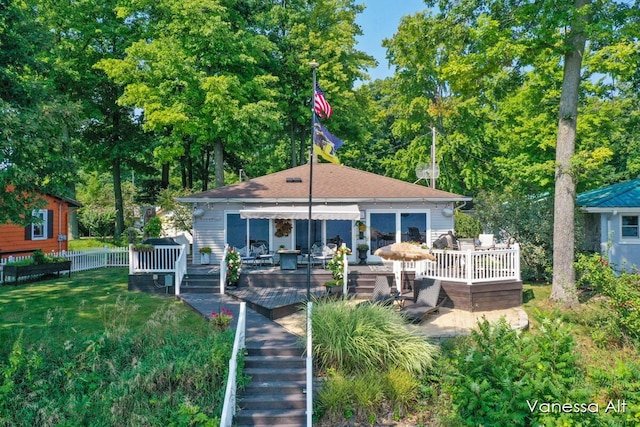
[
  {"x1": 180, "y1": 273, "x2": 219, "y2": 294},
  {"x1": 235, "y1": 346, "x2": 308, "y2": 427}
]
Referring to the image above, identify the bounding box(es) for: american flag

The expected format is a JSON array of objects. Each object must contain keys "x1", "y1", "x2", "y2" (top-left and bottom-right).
[{"x1": 314, "y1": 83, "x2": 332, "y2": 119}]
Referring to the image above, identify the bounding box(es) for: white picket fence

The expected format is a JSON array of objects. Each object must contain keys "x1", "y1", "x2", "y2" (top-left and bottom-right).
[{"x1": 0, "y1": 246, "x2": 129, "y2": 283}]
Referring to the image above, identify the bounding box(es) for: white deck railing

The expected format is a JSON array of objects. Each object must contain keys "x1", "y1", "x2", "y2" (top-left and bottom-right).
[
  {"x1": 174, "y1": 246, "x2": 187, "y2": 296},
  {"x1": 220, "y1": 244, "x2": 230, "y2": 294},
  {"x1": 128, "y1": 244, "x2": 188, "y2": 295},
  {"x1": 402, "y1": 246, "x2": 521, "y2": 285},
  {"x1": 128, "y1": 244, "x2": 185, "y2": 273},
  {"x1": 220, "y1": 302, "x2": 246, "y2": 427}
]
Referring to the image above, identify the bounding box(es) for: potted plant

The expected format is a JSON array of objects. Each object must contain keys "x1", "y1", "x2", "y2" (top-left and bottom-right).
[
  {"x1": 355, "y1": 220, "x2": 366, "y2": 239},
  {"x1": 325, "y1": 246, "x2": 352, "y2": 295},
  {"x1": 210, "y1": 307, "x2": 233, "y2": 331},
  {"x1": 199, "y1": 246, "x2": 212, "y2": 264},
  {"x1": 356, "y1": 243, "x2": 369, "y2": 265}
]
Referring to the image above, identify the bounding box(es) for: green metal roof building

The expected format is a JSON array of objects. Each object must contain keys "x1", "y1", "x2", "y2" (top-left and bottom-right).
[{"x1": 578, "y1": 179, "x2": 640, "y2": 271}]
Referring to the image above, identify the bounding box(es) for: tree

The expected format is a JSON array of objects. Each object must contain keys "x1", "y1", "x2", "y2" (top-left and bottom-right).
[
  {"x1": 97, "y1": 0, "x2": 282, "y2": 190},
  {"x1": 35, "y1": 0, "x2": 152, "y2": 238},
  {"x1": 1, "y1": 0, "x2": 79, "y2": 225},
  {"x1": 550, "y1": 0, "x2": 590, "y2": 305},
  {"x1": 383, "y1": 0, "x2": 639, "y2": 304}
]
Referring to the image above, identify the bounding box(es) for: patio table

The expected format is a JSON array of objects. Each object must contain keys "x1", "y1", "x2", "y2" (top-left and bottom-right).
[{"x1": 277, "y1": 250, "x2": 300, "y2": 270}]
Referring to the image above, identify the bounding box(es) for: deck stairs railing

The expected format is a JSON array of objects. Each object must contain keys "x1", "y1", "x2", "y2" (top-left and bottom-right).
[{"x1": 220, "y1": 302, "x2": 246, "y2": 427}]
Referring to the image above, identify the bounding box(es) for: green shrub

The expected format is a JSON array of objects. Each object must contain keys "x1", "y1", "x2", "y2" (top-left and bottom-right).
[
  {"x1": 576, "y1": 252, "x2": 640, "y2": 344},
  {"x1": 444, "y1": 315, "x2": 589, "y2": 427},
  {"x1": 474, "y1": 190, "x2": 555, "y2": 281},
  {"x1": 309, "y1": 299, "x2": 438, "y2": 376},
  {"x1": 454, "y1": 209, "x2": 482, "y2": 239}
]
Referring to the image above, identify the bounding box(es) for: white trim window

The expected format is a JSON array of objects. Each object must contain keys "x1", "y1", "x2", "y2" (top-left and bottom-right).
[
  {"x1": 32, "y1": 209, "x2": 48, "y2": 240},
  {"x1": 621, "y1": 215, "x2": 639, "y2": 239}
]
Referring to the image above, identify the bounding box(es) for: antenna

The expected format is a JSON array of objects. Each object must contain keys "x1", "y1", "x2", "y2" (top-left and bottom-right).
[
  {"x1": 414, "y1": 163, "x2": 430, "y2": 183},
  {"x1": 414, "y1": 127, "x2": 441, "y2": 186}
]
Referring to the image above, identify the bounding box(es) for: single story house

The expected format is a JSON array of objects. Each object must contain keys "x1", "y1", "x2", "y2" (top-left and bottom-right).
[
  {"x1": 578, "y1": 178, "x2": 640, "y2": 271},
  {"x1": 177, "y1": 163, "x2": 471, "y2": 265},
  {"x1": 0, "y1": 192, "x2": 82, "y2": 259}
]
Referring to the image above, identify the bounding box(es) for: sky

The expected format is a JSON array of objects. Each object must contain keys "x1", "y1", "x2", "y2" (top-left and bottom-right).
[{"x1": 355, "y1": 0, "x2": 427, "y2": 81}]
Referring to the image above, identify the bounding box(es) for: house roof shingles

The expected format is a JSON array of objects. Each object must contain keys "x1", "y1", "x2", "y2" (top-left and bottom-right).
[
  {"x1": 577, "y1": 179, "x2": 640, "y2": 208},
  {"x1": 180, "y1": 163, "x2": 468, "y2": 203}
]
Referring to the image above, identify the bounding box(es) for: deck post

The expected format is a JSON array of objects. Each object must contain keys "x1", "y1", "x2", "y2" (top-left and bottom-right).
[{"x1": 465, "y1": 250, "x2": 473, "y2": 285}]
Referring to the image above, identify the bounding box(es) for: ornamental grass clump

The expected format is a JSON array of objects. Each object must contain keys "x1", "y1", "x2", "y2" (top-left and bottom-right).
[
  {"x1": 309, "y1": 299, "x2": 437, "y2": 376},
  {"x1": 311, "y1": 300, "x2": 434, "y2": 424}
]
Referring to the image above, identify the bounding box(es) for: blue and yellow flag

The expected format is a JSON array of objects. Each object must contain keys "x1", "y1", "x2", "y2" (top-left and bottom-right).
[{"x1": 313, "y1": 122, "x2": 344, "y2": 164}]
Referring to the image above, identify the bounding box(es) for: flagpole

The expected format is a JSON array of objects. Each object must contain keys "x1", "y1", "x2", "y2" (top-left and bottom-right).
[{"x1": 307, "y1": 60, "x2": 319, "y2": 301}]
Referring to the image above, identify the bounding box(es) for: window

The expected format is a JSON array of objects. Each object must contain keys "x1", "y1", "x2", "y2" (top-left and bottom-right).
[
  {"x1": 295, "y1": 219, "x2": 321, "y2": 253},
  {"x1": 226, "y1": 214, "x2": 272, "y2": 250},
  {"x1": 32, "y1": 209, "x2": 47, "y2": 240},
  {"x1": 621, "y1": 215, "x2": 639, "y2": 238},
  {"x1": 326, "y1": 220, "x2": 352, "y2": 249},
  {"x1": 369, "y1": 211, "x2": 429, "y2": 253}
]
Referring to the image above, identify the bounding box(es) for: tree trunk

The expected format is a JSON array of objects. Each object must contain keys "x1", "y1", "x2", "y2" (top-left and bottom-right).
[
  {"x1": 161, "y1": 163, "x2": 170, "y2": 189},
  {"x1": 550, "y1": 0, "x2": 590, "y2": 306},
  {"x1": 112, "y1": 158, "x2": 124, "y2": 239},
  {"x1": 214, "y1": 139, "x2": 224, "y2": 188},
  {"x1": 290, "y1": 120, "x2": 297, "y2": 167}
]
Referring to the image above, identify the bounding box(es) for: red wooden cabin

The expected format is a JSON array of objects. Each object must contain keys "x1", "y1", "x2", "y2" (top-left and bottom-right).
[{"x1": 0, "y1": 193, "x2": 82, "y2": 259}]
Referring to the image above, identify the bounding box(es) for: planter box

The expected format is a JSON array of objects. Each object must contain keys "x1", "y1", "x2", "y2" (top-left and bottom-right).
[{"x1": 2, "y1": 261, "x2": 72, "y2": 282}]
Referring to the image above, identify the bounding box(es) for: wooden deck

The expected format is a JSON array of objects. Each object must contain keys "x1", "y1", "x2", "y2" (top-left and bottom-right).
[{"x1": 129, "y1": 261, "x2": 522, "y2": 319}]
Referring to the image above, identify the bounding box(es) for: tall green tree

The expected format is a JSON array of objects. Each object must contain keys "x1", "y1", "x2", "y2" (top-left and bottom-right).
[
  {"x1": 36, "y1": 0, "x2": 152, "y2": 238},
  {"x1": 97, "y1": 0, "x2": 282, "y2": 190},
  {"x1": 1, "y1": 0, "x2": 79, "y2": 225},
  {"x1": 258, "y1": 0, "x2": 375, "y2": 170},
  {"x1": 383, "y1": 0, "x2": 639, "y2": 304}
]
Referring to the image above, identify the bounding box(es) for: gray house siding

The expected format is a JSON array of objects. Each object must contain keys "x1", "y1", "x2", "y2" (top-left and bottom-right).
[{"x1": 193, "y1": 201, "x2": 456, "y2": 265}]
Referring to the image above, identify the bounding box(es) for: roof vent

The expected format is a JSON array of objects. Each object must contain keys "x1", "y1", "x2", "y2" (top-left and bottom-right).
[{"x1": 286, "y1": 177, "x2": 302, "y2": 183}]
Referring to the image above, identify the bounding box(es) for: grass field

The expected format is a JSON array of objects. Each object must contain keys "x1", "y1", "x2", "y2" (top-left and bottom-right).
[
  {"x1": 0, "y1": 268, "x2": 231, "y2": 426},
  {"x1": 0, "y1": 268, "x2": 205, "y2": 352}
]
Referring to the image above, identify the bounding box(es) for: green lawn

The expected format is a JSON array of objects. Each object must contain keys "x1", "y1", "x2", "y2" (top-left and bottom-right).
[{"x1": 0, "y1": 268, "x2": 204, "y2": 353}]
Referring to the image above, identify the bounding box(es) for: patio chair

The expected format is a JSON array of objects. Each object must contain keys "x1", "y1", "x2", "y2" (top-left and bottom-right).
[
  {"x1": 358, "y1": 276, "x2": 394, "y2": 306},
  {"x1": 251, "y1": 243, "x2": 274, "y2": 267},
  {"x1": 478, "y1": 234, "x2": 495, "y2": 249},
  {"x1": 312, "y1": 244, "x2": 335, "y2": 268},
  {"x1": 402, "y1": 278, "x2": 447, "y2": 323},
  {"x1": 407, "y1": 227, "x2": 423, "y2": 243},
  {"x1": 237, "y1": 246, "x2": 257, "y2": 268}
]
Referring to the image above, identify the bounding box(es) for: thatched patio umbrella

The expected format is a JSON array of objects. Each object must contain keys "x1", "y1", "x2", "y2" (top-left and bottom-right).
[{"x1": 374, "y1": 242, "x2": 436, "y2": 292}]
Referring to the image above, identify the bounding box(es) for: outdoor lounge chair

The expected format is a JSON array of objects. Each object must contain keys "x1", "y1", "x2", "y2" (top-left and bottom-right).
[
  {"x1": 358, "y1": 276, "x2": 394, "y2": 306},
  {"x1": 402, "y1": 278, "x2": 447, "y2": 323}
]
